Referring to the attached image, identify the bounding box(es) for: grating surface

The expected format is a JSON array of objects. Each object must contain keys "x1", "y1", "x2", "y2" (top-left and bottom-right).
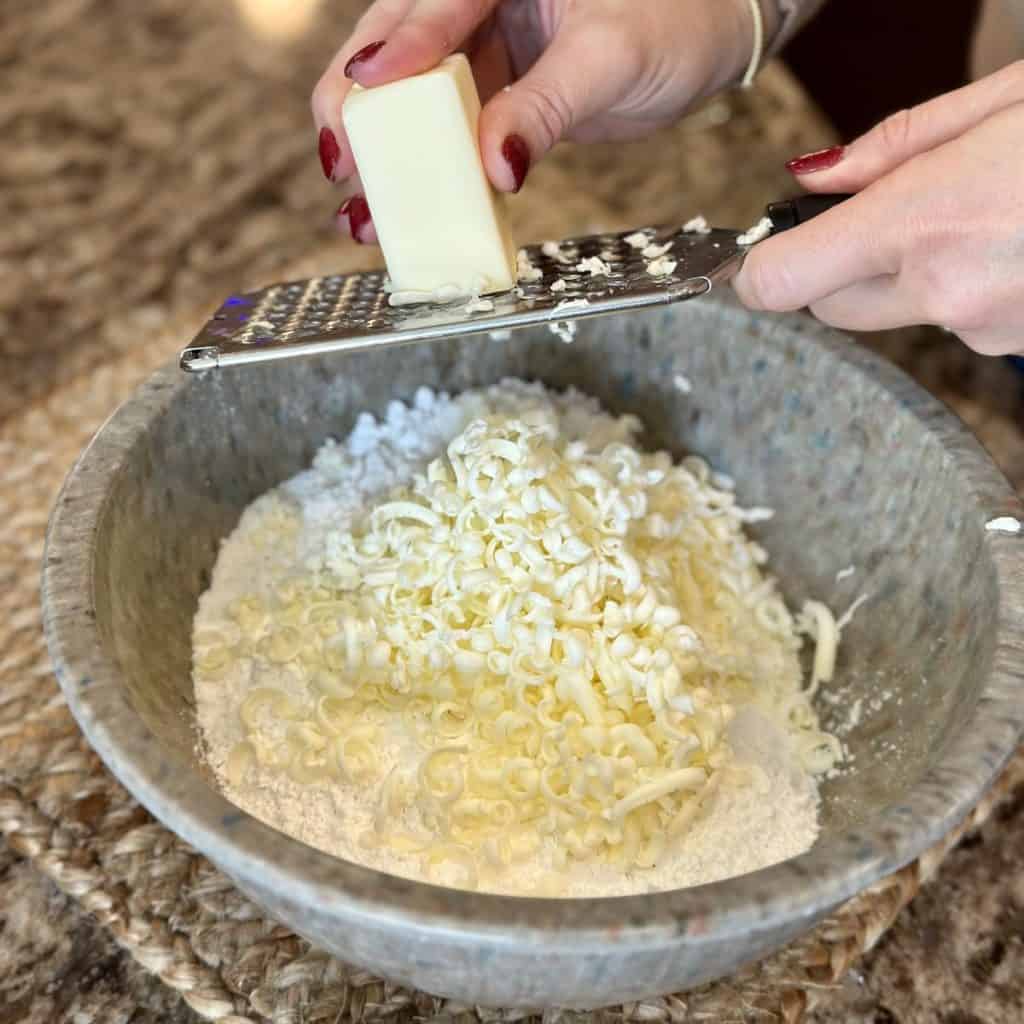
[{"x1": 180, "y1": 228, "x2": 743, "y2": 370}]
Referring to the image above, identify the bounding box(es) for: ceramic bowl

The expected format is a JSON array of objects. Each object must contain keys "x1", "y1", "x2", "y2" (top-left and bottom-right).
[{"x1": 42, "y1": 295, "x2": 1024, "y2": 1008}]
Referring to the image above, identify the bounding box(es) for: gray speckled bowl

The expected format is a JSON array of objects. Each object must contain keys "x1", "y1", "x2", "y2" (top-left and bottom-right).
[{"x1": 42, "y1": 295, "x2": 1024, "y2": 1009}]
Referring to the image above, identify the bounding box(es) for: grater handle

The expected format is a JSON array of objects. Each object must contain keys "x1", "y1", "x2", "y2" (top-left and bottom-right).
[{"x1": 765, "y1": 194, "x2": 853, "y2": 233}]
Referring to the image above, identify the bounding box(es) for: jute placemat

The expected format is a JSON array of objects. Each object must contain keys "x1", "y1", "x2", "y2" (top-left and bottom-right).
[
  {"x1": 1, "y1": 290, "x2": 1022, "y2": 1023},
  {"x1": 4, "y1": 0, "x2": 1024, "y2": 1010}
]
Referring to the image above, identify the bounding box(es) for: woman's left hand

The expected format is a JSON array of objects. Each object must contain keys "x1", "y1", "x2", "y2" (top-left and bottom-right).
[{"x1": 733, "y1": 62, "x2": 1024, "y2": 355}]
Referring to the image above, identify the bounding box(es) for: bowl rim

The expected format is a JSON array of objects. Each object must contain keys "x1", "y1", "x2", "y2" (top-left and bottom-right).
[{"x1": 42, "y1": 303, "x2": 1024, "y2": 950}]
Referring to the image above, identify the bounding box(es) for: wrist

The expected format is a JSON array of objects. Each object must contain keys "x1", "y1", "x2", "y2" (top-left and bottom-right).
[
  {"x1": 756, "y1": 0, "x2": 785, "y2": 49},
  {"x1": 704, "y1": 0, "x2": 784, "y2": 94}
]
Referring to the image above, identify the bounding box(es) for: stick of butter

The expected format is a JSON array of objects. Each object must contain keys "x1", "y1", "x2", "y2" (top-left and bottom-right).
[{"x1": 342, "y1": 54, "x2": 518, "y2": 303}]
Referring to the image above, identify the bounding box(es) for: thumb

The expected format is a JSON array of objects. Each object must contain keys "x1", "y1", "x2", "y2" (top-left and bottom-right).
[
  {"x1": 479, "y1": 19, "x2": 643, "y2": 192},
  {"x1": 789, "y1": 60, "x2": 1024, "y2": 193}
]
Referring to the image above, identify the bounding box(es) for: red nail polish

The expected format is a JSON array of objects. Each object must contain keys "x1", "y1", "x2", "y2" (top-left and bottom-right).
[
  {"x1": 501, "y1": 134, "x2": 530, "y2": 193},
  {"x1": 319, "y1": 126, "x2": 341, "y2": 181},
  {"x1": 338, "y1": 195, "x2": 371, "y2": 242},
  {"x1": 344, "y1": 41, "x2": 386, "y2": 78},
  {"x1": 785, "y1": 145, "x2": 845, "y2": 175}
]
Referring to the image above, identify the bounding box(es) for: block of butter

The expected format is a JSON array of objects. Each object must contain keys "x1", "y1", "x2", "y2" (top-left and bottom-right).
[{"x1": 342, "y1": 53, "x2": 517, "y2": 303}]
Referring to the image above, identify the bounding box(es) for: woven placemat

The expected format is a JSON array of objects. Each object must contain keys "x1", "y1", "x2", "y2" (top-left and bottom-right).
[
  {"x1": 1, "y1": 293, "x2": 1022, "y2": 1024},
  {"x1": 5, "y1": 1, "x2": 1024, "y2": 1012}
]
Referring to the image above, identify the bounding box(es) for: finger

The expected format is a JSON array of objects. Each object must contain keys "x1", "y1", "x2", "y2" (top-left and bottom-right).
[
  {"x1": 804, "y1": 275, "x2": 923, "y2": 332},
  {"x1": 479, "y1": 18, "x2": 644, "y2": 191},
  {"x1": 466, "y1": 14, "x2": 513, "y2": 103},
  {"x1": 345, "y1": 0, "x2": 502, "y2": 87},
  {"x1": 957, "y1": 326, "x2": 1024, "y2": 357},
  {"x1": 789, "y1": 60, "x2": 1024, "y2": 192},
  {"x1": 334, "y1": 178, "x2": 379, "y2": 245},
  {"x1": 312, "y1": 0, "x2": 415, "y2": 182},
  {"x1": 567, "y1": 114, "x2": 669, "y2": 145},
  {"x1": 732, "y1": 190, "x2": 900, "y2": 313}
]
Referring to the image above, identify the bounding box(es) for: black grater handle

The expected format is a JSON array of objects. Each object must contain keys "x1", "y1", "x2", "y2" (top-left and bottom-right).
[{"x1": 766, "y1": 194, "x2": 853, "y2": 233}]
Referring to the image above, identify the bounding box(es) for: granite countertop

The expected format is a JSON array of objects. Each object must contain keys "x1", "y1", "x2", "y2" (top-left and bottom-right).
[{"x1": 2, "y1": 2, "x2": 1023, "y2": 1021}]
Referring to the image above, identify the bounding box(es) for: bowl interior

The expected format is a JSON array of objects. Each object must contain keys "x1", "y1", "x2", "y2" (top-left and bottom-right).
[{"x1": 95, "y1": 300, "x2": 996, "y2": 850}]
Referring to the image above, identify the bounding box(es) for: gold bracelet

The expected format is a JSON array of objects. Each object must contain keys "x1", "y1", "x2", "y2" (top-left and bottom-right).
[{"x1": 740, "y1": 0, "x2": 766, "y2": 89}]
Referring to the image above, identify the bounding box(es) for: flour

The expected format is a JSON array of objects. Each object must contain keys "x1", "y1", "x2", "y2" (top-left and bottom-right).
[{"x1": 195, "y1": 382, "x2": 825, "y2": 897}]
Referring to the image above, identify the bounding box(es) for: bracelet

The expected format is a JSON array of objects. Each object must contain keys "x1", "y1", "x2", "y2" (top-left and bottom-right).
[{"x1": 740, "y1": 0, "x2": 766, "y2": 89}]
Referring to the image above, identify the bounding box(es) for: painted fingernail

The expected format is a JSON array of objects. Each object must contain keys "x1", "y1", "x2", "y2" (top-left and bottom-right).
[
  {"x1": 785, "y1": 145, "x2": 845, "y2": 175},
  {"x1": 501, "y1": 134, "x2": 530, "y2": 193},
  {"x1": 337, "y1": 195, "x2": 372, "y2": 242},
  {"x1": 319, "y1": 126, "x2": 341, "y2": 181},
  {"x1": 344, "y1": 41, "x2": 386, "y2": 78}
]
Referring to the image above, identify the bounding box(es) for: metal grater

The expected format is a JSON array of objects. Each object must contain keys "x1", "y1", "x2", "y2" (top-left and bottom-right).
[{"x1": 179, "y1": 196, "x2": 848, "y2": 373}]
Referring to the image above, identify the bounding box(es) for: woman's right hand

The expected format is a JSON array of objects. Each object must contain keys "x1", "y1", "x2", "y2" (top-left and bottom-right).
[
  {"x1": 734, "y1": 61, "x2": 1024, "y2": 355},
  {"x1": 312, "y1": 0, "x2": 767, "y2": 243}
]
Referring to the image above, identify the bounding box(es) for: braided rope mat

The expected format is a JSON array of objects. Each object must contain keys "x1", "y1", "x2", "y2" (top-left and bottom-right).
[{"x1": 4, "y1": 2, "x2": 1024, "y2": 1017}]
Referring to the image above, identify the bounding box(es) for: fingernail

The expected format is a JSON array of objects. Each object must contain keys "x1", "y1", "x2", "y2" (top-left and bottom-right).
[
  {"x1": 337, "y1": 195, "x2": 371, "y2": 242},
  {"x1": 319, "y1": 126, "x2": 341, "y2": 181},
  {"x1": 344, "y1": 40, "x2": 386, "y2": 78},
  {"x1": 501, "y1": 134, "x2": 530, "y2": 193},
  {"x1": 785, "y1": 145, "x2": 845, "y2": 175}
]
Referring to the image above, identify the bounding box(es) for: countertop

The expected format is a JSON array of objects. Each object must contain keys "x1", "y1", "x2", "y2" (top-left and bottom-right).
[{"x1": 2, "y1": 2, "x2": 1023, "y2": 1021}]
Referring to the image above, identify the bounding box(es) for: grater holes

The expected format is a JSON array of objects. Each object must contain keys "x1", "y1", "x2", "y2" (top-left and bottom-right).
[{"x1": 572, "y1": 235, "x2": 609, "y2": 259}]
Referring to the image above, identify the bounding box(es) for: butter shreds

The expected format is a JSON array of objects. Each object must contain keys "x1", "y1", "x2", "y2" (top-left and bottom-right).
[
  {"x1": 575, "y1": 256, "x2": 612, "y2": 277},
  {"x1": 737, "y1": 216, "x2": 773, "y2": 246},
  {"x1": 541, "y1": 240, "x2": 572, "y2": 264},
  {"x1": 194, "y1": 382, "x2": 840, "y2": 896},
  {"x1": 642, "y1": 242, "x2": 673, "y2": 260},
  {"x1": 548, "y1": 321, "x2": 577, "y2": 344},
  {"x1": 389, "y1": 283, "x2": 469, "y2": 306},
  {"x1": 646, "y1": 256, "x2": 678, "y2": 277},
  {"x1": 516, "y1": 249, "x2": 543, "y2": 283}
]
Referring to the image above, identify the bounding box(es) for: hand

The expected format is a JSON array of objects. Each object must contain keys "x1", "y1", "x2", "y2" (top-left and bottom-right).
[
  {"x1": 733, "y1": 61, "x2": 1024, "y2": 356},
  {"x1": 312, "y1": 0, "x2": 760, "y2": 243}
]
